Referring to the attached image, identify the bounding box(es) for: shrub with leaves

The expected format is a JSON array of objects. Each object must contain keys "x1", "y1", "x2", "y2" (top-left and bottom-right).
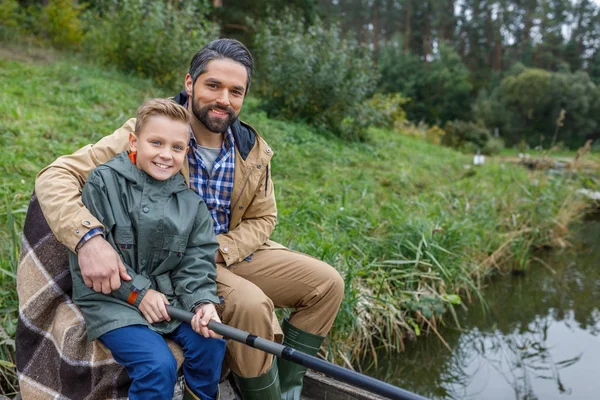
[
  {"x1": 0, "y1": 0, "x2": 22, "y2": 40},
  {"x1": 425, "y1": 125, "x2": 446, "y2": 145},
  {"x1": 474, "y1": 66, "x2": 600, "y2": 148},
  {"x1": 367, "y1": 92, "x2": 409, "y2": 130},
  {"x1": 443, "y1": 120, "x2": 504, "y2": 155},
  {"x1": 253, "y1": 13, "x2": 380, "y2": 141},
  {"x1": 378, "y1": 43, "x2": 473, "y2": 125},
  {"x1": 40, "y1": 0, "x2": 84, "y2": 49},
  {"x1": 82, "y1": 0, "x2": 217, "y2": 90}
]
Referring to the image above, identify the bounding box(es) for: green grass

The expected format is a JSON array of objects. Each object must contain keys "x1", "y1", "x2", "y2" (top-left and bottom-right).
[
  {"x1": 499, "y1": 147, "x2": 600, "y2": 161},
  {"x1": 0, "y1": 44, "x2": 598, "y2": 389}
]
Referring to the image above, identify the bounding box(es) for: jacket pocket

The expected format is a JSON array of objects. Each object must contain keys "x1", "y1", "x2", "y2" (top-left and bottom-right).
[
  {"x1": 114, "y1": 227, "x2": 135, "y2": 250},
  {"x1": 152, "y1": 235, "x2": 187, "y2": 276},
  {"x1": 162, "y1": 235, "x2": 186, "y2": 255},
  {"x1": 154, "y1": 273, "x2": 175, "y2": 296}
]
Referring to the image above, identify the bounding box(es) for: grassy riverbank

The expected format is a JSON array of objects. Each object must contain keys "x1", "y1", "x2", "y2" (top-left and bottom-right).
[{"x1": 0, "y1": 44, "x2": 597, "y2": 392}]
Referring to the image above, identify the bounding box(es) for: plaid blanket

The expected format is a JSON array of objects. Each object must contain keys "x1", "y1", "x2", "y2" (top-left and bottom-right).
[{"x1": 15, "y1": 193, "x2": 185, "y2": 399}]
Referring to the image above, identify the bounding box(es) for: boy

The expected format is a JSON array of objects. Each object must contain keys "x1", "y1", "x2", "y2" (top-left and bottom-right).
[{"x1": 69, "y1": 98, "x2": 225, "y2": 400}]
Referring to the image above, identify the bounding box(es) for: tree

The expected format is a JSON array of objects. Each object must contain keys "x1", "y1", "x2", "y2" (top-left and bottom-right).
[
  {"x1": 379, "y1": 43, "x2": 473, "y2": 124},
  {"x1": 475, "y1": 67, "x2": 600, "y2": 147}
]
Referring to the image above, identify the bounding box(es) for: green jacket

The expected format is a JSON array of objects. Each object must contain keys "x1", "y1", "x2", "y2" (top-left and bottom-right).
[{"x1": 69, "y1": 152, "x2": 219, "y2": 341}]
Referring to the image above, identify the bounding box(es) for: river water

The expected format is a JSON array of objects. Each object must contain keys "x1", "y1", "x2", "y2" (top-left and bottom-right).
[{"x1": 362, "y1": 218, "x2": 600, "y2": 400}]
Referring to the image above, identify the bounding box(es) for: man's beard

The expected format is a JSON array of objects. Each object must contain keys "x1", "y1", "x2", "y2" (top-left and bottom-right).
[{"x1": 191, "y1": 91, "x2": 237, "y2": 134}]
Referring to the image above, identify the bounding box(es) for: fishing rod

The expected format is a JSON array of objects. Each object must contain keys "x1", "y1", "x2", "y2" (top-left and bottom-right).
[{"x1": 166, "y1": 305, "x2": 429, "y2": 400}]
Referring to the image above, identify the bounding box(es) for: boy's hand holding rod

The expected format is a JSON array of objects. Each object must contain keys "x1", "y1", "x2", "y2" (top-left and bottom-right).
[{"x1": 165, "y1": 305, "x2": 430, "y2": 400}]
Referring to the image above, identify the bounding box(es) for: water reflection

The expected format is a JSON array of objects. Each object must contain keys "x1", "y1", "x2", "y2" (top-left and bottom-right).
[{"x1": 362, "y1": 218, "x2": 600, "y2": 400}]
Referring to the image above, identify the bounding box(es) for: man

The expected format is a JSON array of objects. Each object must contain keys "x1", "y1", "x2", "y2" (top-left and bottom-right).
[{"x1": 36, "y1": 38, "x2": 345, "y2": 400}]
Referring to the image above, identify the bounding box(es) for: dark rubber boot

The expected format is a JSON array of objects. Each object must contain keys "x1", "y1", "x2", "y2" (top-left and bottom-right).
[
  {"x1": 278, "y1": 318, "x2": 325, "y2": 400},
  {"x1": 233, "y1": 362, "x2": 281, "y2": 400}
]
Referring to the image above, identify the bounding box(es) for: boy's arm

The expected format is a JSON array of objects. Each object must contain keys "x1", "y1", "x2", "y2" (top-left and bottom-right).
[
  {"x1": 171, "y1": 201, "x2": 220, "y2": 311},
  {"x1": 216, "y1": 162, "x2": 277, "y2": 266},
  {"x1": 80, "y1": 173, "x2": 151, "y2": 307}
]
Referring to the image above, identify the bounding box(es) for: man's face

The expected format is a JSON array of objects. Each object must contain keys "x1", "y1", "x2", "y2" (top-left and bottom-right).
[
  {"x1": 129, "y1": 115, "x2": 189, "y2": 181},
  {"x1": 186, "y1": 59, "x2": 247, "y2": 134}
]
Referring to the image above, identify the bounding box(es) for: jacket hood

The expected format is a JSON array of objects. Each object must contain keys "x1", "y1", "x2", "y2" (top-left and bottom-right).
[
  {"x1": 173, "y1": 91, "x2": 256, "y2": 160},
  {"x1": 103, "y1": 152, "x2": 189, "y2": 195}
]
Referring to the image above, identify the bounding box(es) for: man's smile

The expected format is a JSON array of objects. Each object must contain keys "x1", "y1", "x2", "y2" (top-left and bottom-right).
[{"x1": 209, "y1": 108, "x2": 230, "y2": 118}]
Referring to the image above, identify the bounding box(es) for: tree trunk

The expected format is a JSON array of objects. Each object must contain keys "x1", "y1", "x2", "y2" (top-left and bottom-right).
[
  {"x1": 373, "y1": 0, "x2": 380, "y2": 63},
  {"x1": 404, "y1": 3, "x2": 412, "y2": 52}
]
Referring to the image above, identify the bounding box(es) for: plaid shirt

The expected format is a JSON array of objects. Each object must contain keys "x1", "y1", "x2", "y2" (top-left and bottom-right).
[{"x1": 187, "y1": 127, "x2": 235, "y2": 234}]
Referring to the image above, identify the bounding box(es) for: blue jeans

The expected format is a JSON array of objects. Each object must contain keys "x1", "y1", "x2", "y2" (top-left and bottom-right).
[{"x1": 100, "y1": 323, "x2": 226, "y2": 400}]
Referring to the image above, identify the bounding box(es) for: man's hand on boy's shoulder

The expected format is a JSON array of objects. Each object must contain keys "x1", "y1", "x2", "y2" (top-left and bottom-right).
[
  {"x1": 139, "y1": 289, "x2": 171, "y2": 324},
  {"x1": 192, "y1": 303, "x2": 222, "y2": 339},
  {"x1": 78, "y1": 235, "x2": 132, "y2": 293}
]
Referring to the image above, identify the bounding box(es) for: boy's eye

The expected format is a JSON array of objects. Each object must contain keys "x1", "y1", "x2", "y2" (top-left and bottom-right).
[
  {"x1": 174, "y1": 145, "x2": 184, "y2": 151},
  {"x1": 151, "y1": 140, "x2": 160, "y2": 146}
]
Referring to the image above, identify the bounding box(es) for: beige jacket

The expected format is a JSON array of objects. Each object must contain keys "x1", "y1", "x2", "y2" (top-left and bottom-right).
[{"x1": 36, "y1": 118, "x2": 283, "y2": 266}]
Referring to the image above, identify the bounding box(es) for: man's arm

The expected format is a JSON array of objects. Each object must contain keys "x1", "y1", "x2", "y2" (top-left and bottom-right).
[
  {"x1": 217, "y1": 162, "x2": 277, "y2": 266},
  {"x1": 35, "y1": 119, "x2": 135, "y2": 251},
  {"x1": 36, "y1": 119, "x2": 135, "y2": 291}
]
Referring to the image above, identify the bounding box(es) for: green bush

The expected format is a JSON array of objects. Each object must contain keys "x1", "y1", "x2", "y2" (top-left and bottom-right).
[
  {"x1": 253, "y1": 13, "x2": 380, "y2": 141},
  {"x1": 82, "y1": 0, "x2": 217, "y2": 90},
  {"x1": 443, "y1": 120, "x2": 503, "y2": 155},
  {"x1": 378, "y1": 43, "x2": 473, "y2": 125},
  {"x1": 482, "y1": 136, "x2": 505, "y2": 155},
  {"x1": 474, "y1": 67, "x2": 600, "y2": 148},
  {"x1": 40, "y1": 0, "x2": 84, "y2": 49},
  {"x1": 367, "y1": 92, "x2": 409, "y2": 130},
  {"x1": 0, "y1": 0, "x2": 21, "y2": 39}
]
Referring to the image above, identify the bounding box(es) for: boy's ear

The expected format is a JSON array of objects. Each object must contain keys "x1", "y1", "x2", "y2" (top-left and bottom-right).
[{"x1": 128, "y1": 132, "x2": 137, "y2": 152}]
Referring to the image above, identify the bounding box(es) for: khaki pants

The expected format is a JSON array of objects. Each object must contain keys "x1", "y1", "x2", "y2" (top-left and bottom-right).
[{"x1": 216, "y1": 248, "x2": 344, "y2": 378}]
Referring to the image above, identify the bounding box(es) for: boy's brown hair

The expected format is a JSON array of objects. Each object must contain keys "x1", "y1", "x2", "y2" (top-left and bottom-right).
[{"x1": 134, "y1": 98, "x2": 189, "y2": 135}]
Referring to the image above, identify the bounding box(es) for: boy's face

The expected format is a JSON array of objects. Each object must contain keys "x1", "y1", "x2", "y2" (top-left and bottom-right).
[{"x1": 129, "y1": 115, "x2": 189, "y2": 181}]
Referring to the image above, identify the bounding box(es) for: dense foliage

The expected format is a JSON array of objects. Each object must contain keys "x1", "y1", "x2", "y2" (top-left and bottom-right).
[
  {"x1": 442, "y1": 120, "x2": 504, "y2": 155},
  {"x1": 378, "y1": 44, "x2": 473, "y2": 125},
  {"x1": 82, "y1": 0, "x2": 217, "y2": 90},
  {"x1": 475, "y1": 66, "x2": 600, "y2": 148},
  {"x1": 253, "y1": 14, "x2": 379, "y2": 140}
]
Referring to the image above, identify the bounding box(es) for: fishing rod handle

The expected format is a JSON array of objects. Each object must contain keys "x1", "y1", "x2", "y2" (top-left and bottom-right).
[{"x1": 165, "y1": 305, "x2": 285, "y2": 357}]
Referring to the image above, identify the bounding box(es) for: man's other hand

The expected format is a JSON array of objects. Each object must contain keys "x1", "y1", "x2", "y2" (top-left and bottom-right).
[{"x1": 78, "y1": 235, "x2": 132, "y2": 293}]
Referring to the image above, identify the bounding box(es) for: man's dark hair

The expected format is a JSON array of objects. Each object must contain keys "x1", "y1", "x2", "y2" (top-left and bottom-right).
[{"x1": 189, "y1": 39, "x2": 254, "y2": 94}]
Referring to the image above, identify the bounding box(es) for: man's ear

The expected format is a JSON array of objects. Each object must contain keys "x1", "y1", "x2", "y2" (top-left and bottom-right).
[
  {"x1": 185, "y1": 74, "x2": 193, "y2": 97},
  {"x1": 128, "y1": 132, "x2": 137, "y2": 152}
]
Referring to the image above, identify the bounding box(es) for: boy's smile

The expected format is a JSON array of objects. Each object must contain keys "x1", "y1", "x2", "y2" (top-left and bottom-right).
[{"x1": 129, "y1": 115, "x2": 190, "y2": 181}]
